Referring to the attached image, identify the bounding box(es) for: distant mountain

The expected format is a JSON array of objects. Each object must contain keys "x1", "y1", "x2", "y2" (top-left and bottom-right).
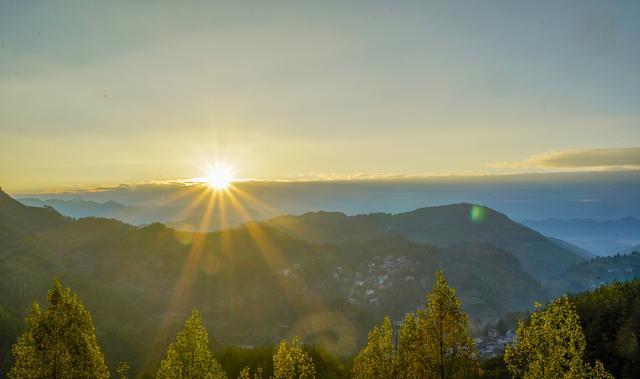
[
  {"x1": 0, "y1": 189, "x2": 546, "y2": 376},
  {"x1": 521, "y1": 217, "x2": 640, "y2": 256},
  {"x1": 17, "y1": 197, "x2": 269, "y2": 231},
  {"x1": 548, "y1": 250, "x2": 640, "y2": 295},
  {"x1": 18, "y1": 197, "x2": 126, "y2": 217},
  {"x1": 266, "y1": 204, "x2": 586, "y2": 281},
  {"x1": 16, "y1": 170, "x2": 640, "y2": 220}
]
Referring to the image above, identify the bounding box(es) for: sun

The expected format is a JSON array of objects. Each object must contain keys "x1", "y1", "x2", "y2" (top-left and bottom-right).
[{"x1": 202, "y1": 164, "x2": 235, "y2": 190}]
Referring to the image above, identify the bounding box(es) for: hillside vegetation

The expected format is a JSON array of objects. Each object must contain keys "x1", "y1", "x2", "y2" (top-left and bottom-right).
[
  {"x1": 0, "y1": 190, "x2": 558, "y2": 376},
  {"x1": 267, "y1": 204, "x2": 585, "y2": 280}
]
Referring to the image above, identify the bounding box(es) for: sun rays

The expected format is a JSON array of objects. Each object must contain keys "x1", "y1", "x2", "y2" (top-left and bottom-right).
[
  {"x1": 148, "y1": 174, "x2": 355, "y2": 370},
  {"x1": 147, "y1": 166, "x2": 349, "y2": 369}
]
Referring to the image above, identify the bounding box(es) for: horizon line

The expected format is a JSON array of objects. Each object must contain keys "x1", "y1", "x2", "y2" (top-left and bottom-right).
[{"x1": 6, "y1": 167, "x2": 640, "y2": 196}]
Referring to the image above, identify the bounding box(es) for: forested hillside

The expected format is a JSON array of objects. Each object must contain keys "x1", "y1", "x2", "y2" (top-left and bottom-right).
[
  {"x1": 3, "y1": 189, "x2": 638, "y2": 377},
  {"x1": 266, "y1": 204, "x2": 586, "y2": 281},
  {"x1": 548, "y1": 251, "x2": 640, "y2": 295},
  {"x1": 0, "y1": 190, "x2": 549, "y2": 377},
  {"x1": 486, "y1": 280, "x2": 640, "y2": 379}
]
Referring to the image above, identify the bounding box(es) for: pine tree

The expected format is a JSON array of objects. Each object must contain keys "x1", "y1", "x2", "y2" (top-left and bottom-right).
[
  {"x1": 398, "y1": 271, "x2": 480, "y2": 379},
  {"x1": 8, "y1": 279, "x2": 109, "y2": 379},
  {"x1": 352, "y1": 317, "x2": 395, "y2": 379},
  {"x1": 504, "y1": 295, "x2": 613, "y2": 379},
  {"x1": 157, "y1": 309, "x2": 226, "y2": 379},
  {"x1": 272, "y1": 336, "x2": 315, "y2": 379}
]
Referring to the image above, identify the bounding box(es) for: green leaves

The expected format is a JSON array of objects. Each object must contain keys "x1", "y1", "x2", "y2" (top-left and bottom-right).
[
  {"x1": 352, "y1": 271, "x2": 481, "y2": 379},
  {"x1": 504, "y1": 295, "x2": 613, "y2": 379},
  {"x1": 9, "y1": 279, "x2": 109, "y2": 379},
  {"x1": 273, "y1": 336, "x2": 315, "y2": 379},
  {"x1": 157, "y1": 309, "x2": 226, "y2": 379},
  {"x1": 403, "y1": 271, "x2": 481, "y2": 378},
  {"x1": 352, "y1": 317, "x2": 394, "y2": 379},
  {"x1": 237, "y1": 366, "x2": 263, "y2": 379}
]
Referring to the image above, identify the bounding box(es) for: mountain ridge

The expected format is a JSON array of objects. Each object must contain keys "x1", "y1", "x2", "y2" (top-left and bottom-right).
[
  {"x1": 265, "y1": 203, "x2": 585, "y2": 281},
  {"x1": 0, "y1": 189, "x2": 549, "y2": 375}
]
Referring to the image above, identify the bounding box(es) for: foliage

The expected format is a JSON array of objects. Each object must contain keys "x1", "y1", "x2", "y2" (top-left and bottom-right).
[
  {"x1": 267, "y1": 204, "x2": 586, "y2": 281},
  {"x1": 217, "y1": 344, "x2": 347, "y2": 379},
  {"x1": 237, "y1": 366, "x2": 262, "y2": 379},
  {"x1": 6, "y1": 191, "x2": 634, "y2": 378},
  {"x1": 303, "y1": 345, "x2": 349, "y2": 379},
  {"x1": 552, "y1": 251, "x2": 640, "y2": 294},
  {"x1": 572, "y1": 279, "x2": 640, "y2": 378},
  {"x1": 117, "y1": 361, "x2": 129, "y2": 379},
  {"x1": 504, "y1": 295, "x2": 612, "y2": 379},
  {"x1": 0, "y1": 304, "x2": 21, "y2": 375},
  {"x1": 353, "y1": 271, "x2": 481, "y2": 379},
  {"x1": 157, "y1": 309, "x2": 226, "y2": 379},
  {"x1": 217, "y1": 346, "x2": 274, "y2": 379},
  {"x1": 397, "y1": 312, "x2": 422, "y2": 379},
  {"x1": 351, "y1": 317, "x2": 394, "y2": 378},
  {"x1": 8, "y1": 279, "x2": 109, "y2": 379},
  {"x1": 0, "y1": 190, "x2": 553, "y2": 376},
  {"x1": 401, "y1": 271, "x2": 481, "y2": 378},
  {"x1": 273, "y1": 336, "x2": 315, "y2": 379}
]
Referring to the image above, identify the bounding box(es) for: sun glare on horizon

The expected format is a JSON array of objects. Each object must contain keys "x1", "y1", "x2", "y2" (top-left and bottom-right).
[{"x1": 201, "y1": 164, "x2": 235, "y2": 190}]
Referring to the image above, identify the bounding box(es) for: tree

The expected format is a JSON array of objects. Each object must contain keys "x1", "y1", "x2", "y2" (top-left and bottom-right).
[
  {"x1": 117, "y1": 361, "x2": 130, "y2": 379},
  {"x1": 504, "y1": 295, "x2": 613, "y2": 379},
  {"x1": 157, "y1": 309, "x2": 226, "y2": 379},
  {"x1": 401, "y1": 271, "x2": 480, "y2": 379},
  {"x1": 352, "y1": 317, "x2": 394, "y2": 379},
  {"x1": 352, "y1": 271, "x2": 479, "y2": 379},
  {"x1": 237, "y1": 366, "x2": 262, "y2": 379},
  {"x1": 397, "y1": 312, "x2": 428, "y2": 379},
  {"x1": 9, "y1": 279, "x2": 109, "y2": 379},
  {"x1": 272, "y1": 336, "x2": 315, "y2": 379}
]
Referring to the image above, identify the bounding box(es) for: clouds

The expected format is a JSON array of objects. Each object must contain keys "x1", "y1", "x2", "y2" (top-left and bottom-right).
[
  {"x1": 489, "y1": 148, "x2": 640, "y2": 170},
  {"x1": 2, "y1": 2, "x2": 640, "y2": 191}
]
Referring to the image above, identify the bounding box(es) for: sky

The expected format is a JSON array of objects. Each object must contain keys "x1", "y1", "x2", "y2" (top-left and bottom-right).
[{"x1": 1, "y1": 1, "x2": 640, "y2": 192}]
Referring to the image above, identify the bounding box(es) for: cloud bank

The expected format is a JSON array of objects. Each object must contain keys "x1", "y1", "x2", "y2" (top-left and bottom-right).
[{"x1": 489, "y1": 148, "x2": 640, "y2": 171}]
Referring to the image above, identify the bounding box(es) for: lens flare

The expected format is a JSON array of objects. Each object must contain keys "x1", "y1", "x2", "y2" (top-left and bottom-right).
[{"x1": 470, "y1": 204, "x2": 486, "y2": 223}]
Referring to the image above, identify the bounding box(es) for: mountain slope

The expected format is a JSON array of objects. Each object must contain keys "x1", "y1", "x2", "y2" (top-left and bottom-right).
[
  {"x1": 548, "y1": 251, "x2": 640, "y2": 295},
  {"x1": 266, "y1": 204, "x2": 586, "y2": 281},
  {"x1": 0, "y1": 190, "x2": 547, "y2": 376},
  {"x1": 0, "y1": 189, "x2": 69, "y2": 236}
]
